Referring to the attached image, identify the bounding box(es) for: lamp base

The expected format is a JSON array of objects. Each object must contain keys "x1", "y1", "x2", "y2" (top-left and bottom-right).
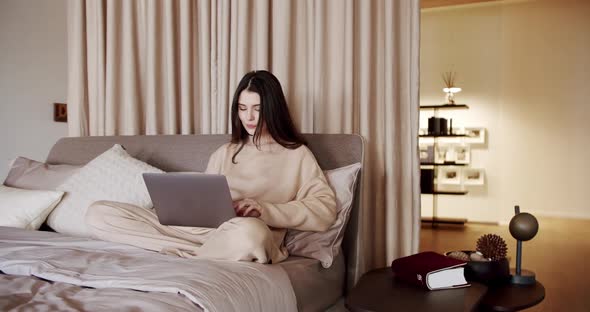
[{"x1": 510, "y1": 268, "x2": 536, "y2": 285}]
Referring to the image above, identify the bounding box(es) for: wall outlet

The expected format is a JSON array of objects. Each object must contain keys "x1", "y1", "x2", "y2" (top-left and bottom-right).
[{"x1": 54, "y1": 103, "x2": 67, "y2": 122}]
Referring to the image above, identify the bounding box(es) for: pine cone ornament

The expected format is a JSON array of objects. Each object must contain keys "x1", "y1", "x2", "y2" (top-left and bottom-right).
[
  {"x1": 476, "y1": 234, "x2": 507, "y2": 261},
  {"x1": 447, "y1": 251, "x2": 470, "y2": 261}
]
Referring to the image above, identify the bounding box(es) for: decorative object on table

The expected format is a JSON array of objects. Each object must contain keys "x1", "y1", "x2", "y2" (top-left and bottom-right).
[
  {"x1": 476, "y1": 233, "x2": 508, "y2": 261},
  {"x1": 463, "y1": 168, "x2": 485, "y2": 186},
  {"x1": 509, "y1": 205, "x2": 539, "y2": 285},
  {"x1": 464, "y1": 127, "x2": 486, "y2": 144},
  {"x1": 391, "y1": 251, "x2": 469, "y2": 290},
  {"x1": 469, "y1": 251, "x2": 487, "y2": 262},
  {"x1": 428, "y1": 117, "x2": 448, "y2": 135},
  {"x1": 446, "y1": 234, "x2": 510, "y2": 285},
  {"x1": 447, "y1": 251, "x2": 470, "y2": 262},
  {"x1": 446, "y1": 250, "x2": 510, "y2": 285},
  {"x1": 442, "y1": 71, "x2": 462, "y2": 104},
  {"x1": 419, "y1": 144, "x2": 435, "y2": 164}
]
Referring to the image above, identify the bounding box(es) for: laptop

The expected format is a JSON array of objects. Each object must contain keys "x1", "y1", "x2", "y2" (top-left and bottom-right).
[{"x1": 143, "y1": 172, "x2": 236, "y2": 228}]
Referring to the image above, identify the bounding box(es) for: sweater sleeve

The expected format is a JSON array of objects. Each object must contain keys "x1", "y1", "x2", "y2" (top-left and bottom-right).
[
  {"x1": 205, "y1": 144, "x2": 225, "y2": 174},
  {"x1": 258, "y1": 148, "x2": 337, "y2": 232}
]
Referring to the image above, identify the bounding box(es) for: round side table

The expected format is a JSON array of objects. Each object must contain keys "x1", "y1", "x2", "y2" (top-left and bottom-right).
[
  {"x1": 478, "y1": 281, "x2": 545, "y2": 312},
  {"x1": 345, "y1": 268, "x2": 488, "y2": 312}
]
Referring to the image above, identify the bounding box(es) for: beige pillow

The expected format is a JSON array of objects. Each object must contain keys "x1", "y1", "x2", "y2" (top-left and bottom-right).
[
  {"x1": 0, "y1": 185, "x2": 65, "y2": 230},
  {"x1": 4, "y1": 157, "x2": 81, "y2": 190},
  {"x1": 48, "y1": 144, "x2": 164, "y2": 237},
  {"x1": 285, "y1": 162, "x2": 362, "y2": 268}
]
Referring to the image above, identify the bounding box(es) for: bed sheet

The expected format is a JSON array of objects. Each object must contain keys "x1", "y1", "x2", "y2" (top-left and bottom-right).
[{"x1": 0, "y1": 226, "x2": 296, "y2": 312}]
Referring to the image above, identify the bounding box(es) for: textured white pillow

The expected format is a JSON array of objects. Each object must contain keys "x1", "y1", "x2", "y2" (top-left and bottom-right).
[
  {"x1": 0, "y1": 185, "x2": 64, "y2": 230},
  {"x1": 48, "y1": 144, "x2": 164, "y2": 237},
  {"x1": 285, "y1": 162, "x2": 362, "y2": 268}
]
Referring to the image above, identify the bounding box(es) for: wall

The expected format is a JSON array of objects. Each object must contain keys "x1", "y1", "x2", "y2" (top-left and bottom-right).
[
  {"x1": 420, "y1": 0, "x2": 590, "y2": 223},
  {"x1": 0, "y1": 0, "x2": 68, "y2": 180},
  {"x1": 2, "y1": 0, "x2": 588, "y2": 222}
]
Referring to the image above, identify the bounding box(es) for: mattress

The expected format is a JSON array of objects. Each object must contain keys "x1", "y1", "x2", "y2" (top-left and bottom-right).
[{"x1": 0, "y1": 226, "x2": 344, "y2": 312}]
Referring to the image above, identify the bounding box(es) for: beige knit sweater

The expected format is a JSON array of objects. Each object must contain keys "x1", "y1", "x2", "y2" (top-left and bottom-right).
[{"x1": 205, "y1": 141, "x2": 337, "y2": 243}]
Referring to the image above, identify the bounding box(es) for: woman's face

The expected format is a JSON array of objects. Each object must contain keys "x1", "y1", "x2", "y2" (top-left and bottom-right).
[{"x1": 237, "y1": 89, "x2": 263, "y2": 136}]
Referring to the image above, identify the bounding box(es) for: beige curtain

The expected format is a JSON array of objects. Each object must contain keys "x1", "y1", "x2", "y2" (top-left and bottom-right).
[{"x1": 68, "y1": 0, "x2": 421, "y2": 278}]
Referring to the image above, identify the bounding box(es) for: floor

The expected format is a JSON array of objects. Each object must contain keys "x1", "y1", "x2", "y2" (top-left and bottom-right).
[{"x1": 419, "y1": 217, "x2": 590, "y2": 312}]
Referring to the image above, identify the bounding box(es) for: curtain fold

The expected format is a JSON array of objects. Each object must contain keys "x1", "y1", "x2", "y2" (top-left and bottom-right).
[{"x1": 68, "y1": 0, "x2": 420, "y2": 280}]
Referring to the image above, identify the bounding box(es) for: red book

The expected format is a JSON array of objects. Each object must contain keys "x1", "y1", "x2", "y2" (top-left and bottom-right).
[{"x1": 391, "y1": 251, "x2": 469, "y2": 290}]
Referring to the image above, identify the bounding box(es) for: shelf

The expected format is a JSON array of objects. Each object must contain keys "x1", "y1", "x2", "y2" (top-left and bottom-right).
[
  {"x1": 421, "y1": 217, "x2": 467, "y2": 225},
  {"x1": 419, "y1": 134, "x2": 468, "y2": 138},
  {"x1": 420, "y1": 104, "x2": 469, "y2": 110},
  {"x1": 422, "y1": 190, "x2": 469, "y2": 195},
  {"x1": 420, "y1": 162, "x2": 468, "y2": 166},
  {"x1": 420, "y1": 103, "x2": 471, "y2": 227}
]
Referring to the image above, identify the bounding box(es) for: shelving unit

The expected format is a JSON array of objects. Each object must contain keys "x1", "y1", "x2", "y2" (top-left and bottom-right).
[
  {"x1": 419, "y1": 104, "x2": 469, "y2": 110},
  {"x1": 419, "y1": 134, "x2": 468, "y2": 138},
  {"x1": 422, "y1": 190, "x2": 469, "y2": 195},
  {"x1": 420, "y1": 104, "x2": 470, "y2": 226},
  {"x1": 420, "y1": 162, "x2": 467, "y2": 166},
  {"x1": 419, "y1": 216, "x2": 466, "y2": 225}
]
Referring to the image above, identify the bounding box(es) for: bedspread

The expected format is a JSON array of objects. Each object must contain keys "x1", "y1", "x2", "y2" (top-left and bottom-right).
[{"x1": 0, "y1": 226, "x2": 297, "y2": 312}]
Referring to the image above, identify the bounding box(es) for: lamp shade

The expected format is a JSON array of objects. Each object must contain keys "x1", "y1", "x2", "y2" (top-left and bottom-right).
[
  {"x1": 443, "y1": 87, "x2": 462, "y2": 93},
  {"x1": 509, "y1": 212, "x2": 539, "y2": 241}
]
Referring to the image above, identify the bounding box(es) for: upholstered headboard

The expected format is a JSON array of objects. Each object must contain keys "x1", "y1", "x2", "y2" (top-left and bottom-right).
[{"x1": 46, "y1": 134, "x2": 365, "y2": 290}]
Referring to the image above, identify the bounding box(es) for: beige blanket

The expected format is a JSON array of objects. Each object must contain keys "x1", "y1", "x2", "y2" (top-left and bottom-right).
[{"x1": 0, "y1": 227, "x2": 297, "y2": 312}]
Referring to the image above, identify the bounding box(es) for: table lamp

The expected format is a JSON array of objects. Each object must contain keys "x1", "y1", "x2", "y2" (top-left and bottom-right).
[{"x1": 509, "y1": 205, "x2": 539, "y2": 285}]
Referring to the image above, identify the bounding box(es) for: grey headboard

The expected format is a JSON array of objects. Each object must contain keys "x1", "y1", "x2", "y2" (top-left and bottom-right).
[{"x1": 46, "y1": 133, "x2": 365, "y2": 290}]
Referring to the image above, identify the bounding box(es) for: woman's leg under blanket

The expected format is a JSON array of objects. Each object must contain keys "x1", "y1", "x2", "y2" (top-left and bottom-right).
[
  {"x1": 86, "y1": 200, "x2": 213, "y2": 253},
  {"x1": 86, "y1": 201, "x2": 288, "y2": 264}
]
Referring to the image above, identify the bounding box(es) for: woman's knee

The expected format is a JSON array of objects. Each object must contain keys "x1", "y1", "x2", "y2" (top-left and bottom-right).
[{"x1": 228, "y1": 217, "x2": 272, "y2": 248}]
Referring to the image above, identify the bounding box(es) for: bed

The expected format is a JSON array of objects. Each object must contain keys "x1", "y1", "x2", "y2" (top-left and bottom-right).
[{"x1": 0, "y1": 134, "x2": 365, "y2": 312}]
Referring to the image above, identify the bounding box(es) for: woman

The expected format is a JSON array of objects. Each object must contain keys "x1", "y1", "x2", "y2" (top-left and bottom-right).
[{"x1": 86, "y1": 70, "x2": 337, "y2": 264}]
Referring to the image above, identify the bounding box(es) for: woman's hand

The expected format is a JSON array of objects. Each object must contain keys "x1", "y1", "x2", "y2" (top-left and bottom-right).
[{"x1": 232, "y1": 198, "x2": 262, "y2": 218}]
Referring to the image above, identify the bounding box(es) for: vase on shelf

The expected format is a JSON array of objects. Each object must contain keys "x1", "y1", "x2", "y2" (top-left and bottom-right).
[{"x1": 443, "y1": 87, "x2": 461, "y2": 105}]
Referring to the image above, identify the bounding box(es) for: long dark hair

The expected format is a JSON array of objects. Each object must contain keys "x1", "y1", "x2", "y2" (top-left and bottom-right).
[{"x1": 230, "y1": 70, "x2": 306, "y2": 163}]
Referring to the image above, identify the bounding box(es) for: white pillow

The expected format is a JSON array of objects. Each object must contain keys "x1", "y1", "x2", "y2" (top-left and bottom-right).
[
  {"x1": 285, "y1": 162, "x2": 362, "y2": 268},
  {"x1": 48, "y1": 144, "x2": 164, "y2": 237},
  {"x1": 0, "y1": 185, "x2": 64, "y2": 230}
]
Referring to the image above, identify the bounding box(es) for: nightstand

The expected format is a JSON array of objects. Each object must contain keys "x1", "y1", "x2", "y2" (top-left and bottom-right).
[
  {"x1": 345, "y1": 267, "x2": 487, "y2": 311},
  {"x1": 345, "y1": 267, "x2": 545, "y2": 312}
]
